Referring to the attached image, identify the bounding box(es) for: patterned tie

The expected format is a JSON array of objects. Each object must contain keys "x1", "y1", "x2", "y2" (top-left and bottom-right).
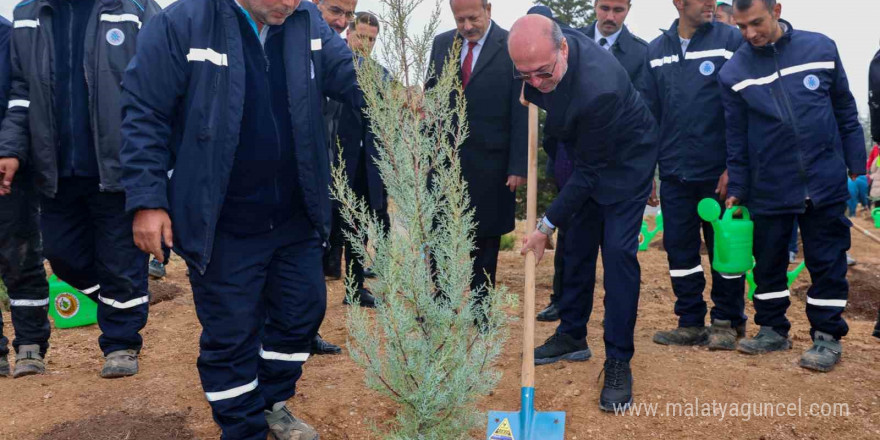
[{"x1": 461, "y1": 41, "x2": 478, "y2": 88}]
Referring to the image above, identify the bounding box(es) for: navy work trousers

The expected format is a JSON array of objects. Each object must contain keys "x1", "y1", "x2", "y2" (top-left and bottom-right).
[
  {"x1": 660, "y1": 179, "x2": 747, "y2": 328},
  {"x1": 40, "y1": 177, "x2": 149, "y2": 355},
  {"x1": 188, "y1": 217, "x2": 326, "y2": 440},
  {"x1": 0, "y1": 171, "x2": 50, "y2": 357},
  {"x1": 752, "y1": 201, "x2": 850, "y2": 339}
]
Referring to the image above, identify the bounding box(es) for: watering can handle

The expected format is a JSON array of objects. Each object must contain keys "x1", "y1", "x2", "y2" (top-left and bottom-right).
[{"x1": 722, "y1": 205, "x2": 750, "y2": 221}]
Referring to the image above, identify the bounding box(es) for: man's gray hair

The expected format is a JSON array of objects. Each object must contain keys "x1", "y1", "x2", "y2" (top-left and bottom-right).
[
  {"x1": 449, "y1": 0, "x2": 489, "y2": 8},
  {"x1": 550, "y1": 21, "x2": 563, "y2": 50}
]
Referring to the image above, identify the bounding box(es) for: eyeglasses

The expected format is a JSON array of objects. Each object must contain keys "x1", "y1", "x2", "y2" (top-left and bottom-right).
[
  {"x1": 513, "y1": 53, "x2": 559, "y2": 81},
  {"x1": 325, "y1": 5, "x2": 356, "y2": 22}
]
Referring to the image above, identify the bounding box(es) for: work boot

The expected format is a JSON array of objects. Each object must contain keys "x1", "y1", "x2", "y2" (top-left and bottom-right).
[
  {"x1": 707, "y1": 319, "x2": 745, "y2": 351},
  {"x1": 737, "y1": 326, "x2": 791, "y2": 355},
  {"x1": 266, "y1": 405, "x2": 319, "y2": 440},
  {"x1": 599, "y1": 358, "x2": 633, "y2": 412},
  {"x1": 343, "y1": 288, "x2": 376, "y2": 308},
  {"x1": 323, "y1": 247, "x2": 343, "y2": 280},
  {"x1": 13, "y1": 345, "x2": 45, "y2": 378},
  {"x1": 100, "y1": 349, "x2": 139, "y2": 378},
  {"x1": 789, "y1": 252, "x2": 797, "y2": 265},
  {"x1": 363, "y1": 267, "x2": 377, "y2": 279},
  {"x1": 148, "y1": 258, "x2": 166, "y2": 278},
  {"x1": 534, "y1": 332, "x2": 591, "y2": 365},
  {"x1": 536, "y1": 302, "x2": 560, "y2": 322},
  {"x1": 799, "y1": 331, "x2": 842, "y2": 372},
  {"x1": 0, "y1": 354, "x2": 9, "y2": 377},
  {"x1": 846, "y1": 253, "x2": 856, "y2": 266},
  {"x1": 311, "y1": 334, "x2": 342, "y2": 355},
  {"x1": 652, "y1": 326, "x2": 708, "y2": 346}
]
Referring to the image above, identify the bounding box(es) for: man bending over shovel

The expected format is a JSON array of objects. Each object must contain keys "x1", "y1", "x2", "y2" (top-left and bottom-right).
[{"x1": 513, "y1": 14, "x2": 658, "y2": 411}]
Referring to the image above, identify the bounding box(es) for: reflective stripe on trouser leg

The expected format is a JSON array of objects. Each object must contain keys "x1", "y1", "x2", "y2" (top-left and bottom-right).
[
  {"x1": 752, "y1": 213, "x2": 796, "y2": 337},
  {"x1": 258, "y1": 234, "x2": 326, "y2": 407},
  {"x1": 799, "y1": 202, "x2": 850, "y2": 340},
  {"x1": 660, "y1": 180, "x2": 708, "y2": 328}
]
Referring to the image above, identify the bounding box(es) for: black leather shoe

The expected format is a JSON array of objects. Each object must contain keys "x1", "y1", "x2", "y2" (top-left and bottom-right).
[
  {"x1": 311, "y1": 334, "x2": 342, "y2": 355},
  {"x1": 343, "y1": 288, "x2": 376, "y2": 308},
  {"x1": 363, "y1": 267, "x2": 377, "y2": 279},
  {"x1": 599, "y1": 358, "x2": 633, "y2": 412},
  {"x1": 534, "y1": 332, "x2": 591, "y2": 365},
  {"x1": 536, "y1": 303, "x2": 560, "y2": 322},
  {"x1": 873, "y1": 308, "x2": 880, "y2": 339}
]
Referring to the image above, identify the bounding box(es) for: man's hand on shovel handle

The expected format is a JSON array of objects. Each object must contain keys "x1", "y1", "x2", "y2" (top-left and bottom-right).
[{"x1": 521, "y1": 230, "x2": 548, "y2": 263}]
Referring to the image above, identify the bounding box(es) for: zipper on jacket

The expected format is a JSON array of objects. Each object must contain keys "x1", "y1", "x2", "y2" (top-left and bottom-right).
[
  {"x1": 259, "y1": 32, "x2": 282, "y2": 229},
  {"x1": 68, "y1": 1, "x2": 77, "y2": 176},
  {"x1": 771, "y1": 43, "x2": 810, "y2": 202}
]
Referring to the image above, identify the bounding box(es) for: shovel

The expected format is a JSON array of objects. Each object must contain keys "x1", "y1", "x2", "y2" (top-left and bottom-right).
[{"x1": 486, "y1": 104, "x2": 565, "y2": 440}]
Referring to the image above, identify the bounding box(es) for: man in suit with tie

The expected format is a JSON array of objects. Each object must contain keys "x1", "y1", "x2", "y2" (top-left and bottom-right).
[
  {"x1": 536, "y1": 0, "x2": 650, "y2": 322},
  {"x1": 426, "y1": 0, "x2": 528, "y2": 319}
]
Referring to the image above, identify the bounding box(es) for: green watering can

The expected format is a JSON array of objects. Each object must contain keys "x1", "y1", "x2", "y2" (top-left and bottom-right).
[
  {"x1": 873, "y1": 208, "x2": 880, "y2": 229},
  {"x1": 638, "y1": 211, "x2": 664, "y2": 252},
  {"x1": 745, "y1": 262, "x2": 807, "y2": 301},
  {"x1": 697, "y1": 199, "x2": 753, "y2": 276},
  {"x1": 48, "y1": 275, "x2": 98, "y2": 329}
]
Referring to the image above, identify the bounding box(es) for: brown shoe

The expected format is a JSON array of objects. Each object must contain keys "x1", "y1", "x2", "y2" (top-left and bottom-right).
[
  {"x1": 707, "y1": 320, "x2": 745, "y2": 351},
  {"x1": 653, "y1": 326, "x2": 708, "y2": 346}
]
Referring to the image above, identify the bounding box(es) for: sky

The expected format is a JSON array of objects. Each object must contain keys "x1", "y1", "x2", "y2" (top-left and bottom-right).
[{"x1": 2, "y1": 0, "x2": 878, "y2": 115}]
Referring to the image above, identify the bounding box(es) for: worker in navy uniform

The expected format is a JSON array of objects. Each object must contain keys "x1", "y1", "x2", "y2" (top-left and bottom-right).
[
  {"x1": 719, "y1": 0, "x2": 865, "y2": 372},
  {"x1": 119, "y1": 0, "x2": 362, "y2": 437},
  {"x1": 512, "y1": 14, "x2": 658, "y2": 411},
  {"x1": 640, "y1": 0, "x2": 747, "y2": 351}
]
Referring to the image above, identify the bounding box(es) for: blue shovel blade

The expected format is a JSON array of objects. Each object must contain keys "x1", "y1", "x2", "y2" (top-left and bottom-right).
[{"x1": 487, "y1": 388, "x2": 565, "y2": 440}]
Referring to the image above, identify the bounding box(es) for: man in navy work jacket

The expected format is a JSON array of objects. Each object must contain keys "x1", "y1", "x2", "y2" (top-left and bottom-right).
[
  {"x1": 640, "y1": 0, "x2": 746, "y2": 351},
  {"x1": 719, "y1": 0, "x2": 865, "y2": 372},
  {"x1": 536, "y1": 0, "x2": 650, "y2": 323},
  {"x1": 0, "y1": 0, "x2": 161, "y2": 379},
  {"x1": 0, "y1": 14, "x2": 51, "y2": 379},
  {"x1": 513, "y1": 14, "x2": 658, "y2": 411},
  {"x1": 119, "y1": 0, "x2": 361, "y2": 438}
]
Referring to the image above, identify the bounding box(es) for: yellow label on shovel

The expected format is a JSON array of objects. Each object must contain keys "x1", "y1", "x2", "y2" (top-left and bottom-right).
[{"x1": 490, "y1": 419, "x2": 514, "y2": 440}]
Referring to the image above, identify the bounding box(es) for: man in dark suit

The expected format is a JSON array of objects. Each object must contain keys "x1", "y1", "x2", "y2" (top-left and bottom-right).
[
  {"x1": 534, "y1": 0, "x2": 650, "y2": 322},
  {"x1": 425, "y1": 0, "x2": 527, "y2": 311},
  {"x1": 513, "y1": 14, "x2": 659, "y2": 411}
]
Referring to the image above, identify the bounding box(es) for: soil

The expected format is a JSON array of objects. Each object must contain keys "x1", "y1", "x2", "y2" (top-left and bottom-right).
[{"x1": 1, "y1": 216, "x2": 878, "y2": 440}]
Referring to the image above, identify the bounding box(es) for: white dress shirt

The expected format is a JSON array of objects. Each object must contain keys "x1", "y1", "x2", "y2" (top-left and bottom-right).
[{"x1": 594, "y1": 25, "x2": 623, "y2": 51}]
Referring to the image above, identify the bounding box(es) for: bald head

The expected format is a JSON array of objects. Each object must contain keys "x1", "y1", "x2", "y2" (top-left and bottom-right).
[{"x1": 509, "y1": 14, "x2": 568, "y2": 93}]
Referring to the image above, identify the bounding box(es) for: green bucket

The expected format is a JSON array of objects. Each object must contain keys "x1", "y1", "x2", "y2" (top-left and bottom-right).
[
  {"x1": 638, "y1": 211, "x2": 663, "y2": 252},
  {"x1": 698, "y1": 199, "x2": 753, "y2": 276},
  {"x1": 873, "y1": 208, "x2": 880, "y2": 229},
  {"x1": 48, "y1": 275, "x2": 98, "y2": 329}
]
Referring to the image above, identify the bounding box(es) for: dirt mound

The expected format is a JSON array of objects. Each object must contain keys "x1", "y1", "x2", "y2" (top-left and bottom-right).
[
  {"x1": 792, "y1": 261, "x2": 880, "y2": 320},
  {"x1": 37, "y1": 412, "x2": 195, "y2": 440},
  {"x1": 149, "y1": 279, "x2": 185, "y2": 306}
]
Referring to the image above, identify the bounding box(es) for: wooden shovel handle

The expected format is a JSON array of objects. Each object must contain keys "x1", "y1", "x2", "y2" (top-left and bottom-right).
[
  {"x1": 522, "y1": 104, "x2": 539, "y2": 389},
  {"x1": 852, "y1": 223, "x2": 880, "y2": 246}
]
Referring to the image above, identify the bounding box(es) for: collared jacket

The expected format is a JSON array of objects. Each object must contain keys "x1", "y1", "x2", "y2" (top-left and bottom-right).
[
  {"x1": 119, "y1": 0, "x2": 361, "y2": 274},
  {"x1": 0, "y1": 0, "x2": 161, "y2": 196},
  {"x1": 640, "y1": 20, "x2": 743, "y2": 182},
  {"x1": 580, "y1": 22, "x2": 648, "y2": 86},
  {"x1": 718, "y1": 20, "x2": 865, "y2": 215},
  {"x1": 524, "y1": 28, "x2": 658, "y2": 229}
]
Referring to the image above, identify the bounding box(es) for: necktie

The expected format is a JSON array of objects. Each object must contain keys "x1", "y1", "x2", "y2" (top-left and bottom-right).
[
  {"x1": 461, "y1": 41, "x2": 478, "y2": 88},
  {"x1": 599, "y1": 37, "x2": 609, "y2": 50}
]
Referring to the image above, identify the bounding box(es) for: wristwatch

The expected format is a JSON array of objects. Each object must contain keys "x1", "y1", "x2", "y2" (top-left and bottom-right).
[{"x1": 536, "y1": 216, "x2": 556, "y2": 237}]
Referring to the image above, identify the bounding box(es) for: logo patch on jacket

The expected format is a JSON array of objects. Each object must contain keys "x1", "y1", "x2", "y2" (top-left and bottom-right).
[
  {"x1": 699, "y1": 60, "x2": 715, "y2": 76},
  {"x1": 803, "y1": 74, "x2": 820, "y2": 91},
  {"x1": 106, "y1": 28, "x2": 125, "y2": 46}
]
